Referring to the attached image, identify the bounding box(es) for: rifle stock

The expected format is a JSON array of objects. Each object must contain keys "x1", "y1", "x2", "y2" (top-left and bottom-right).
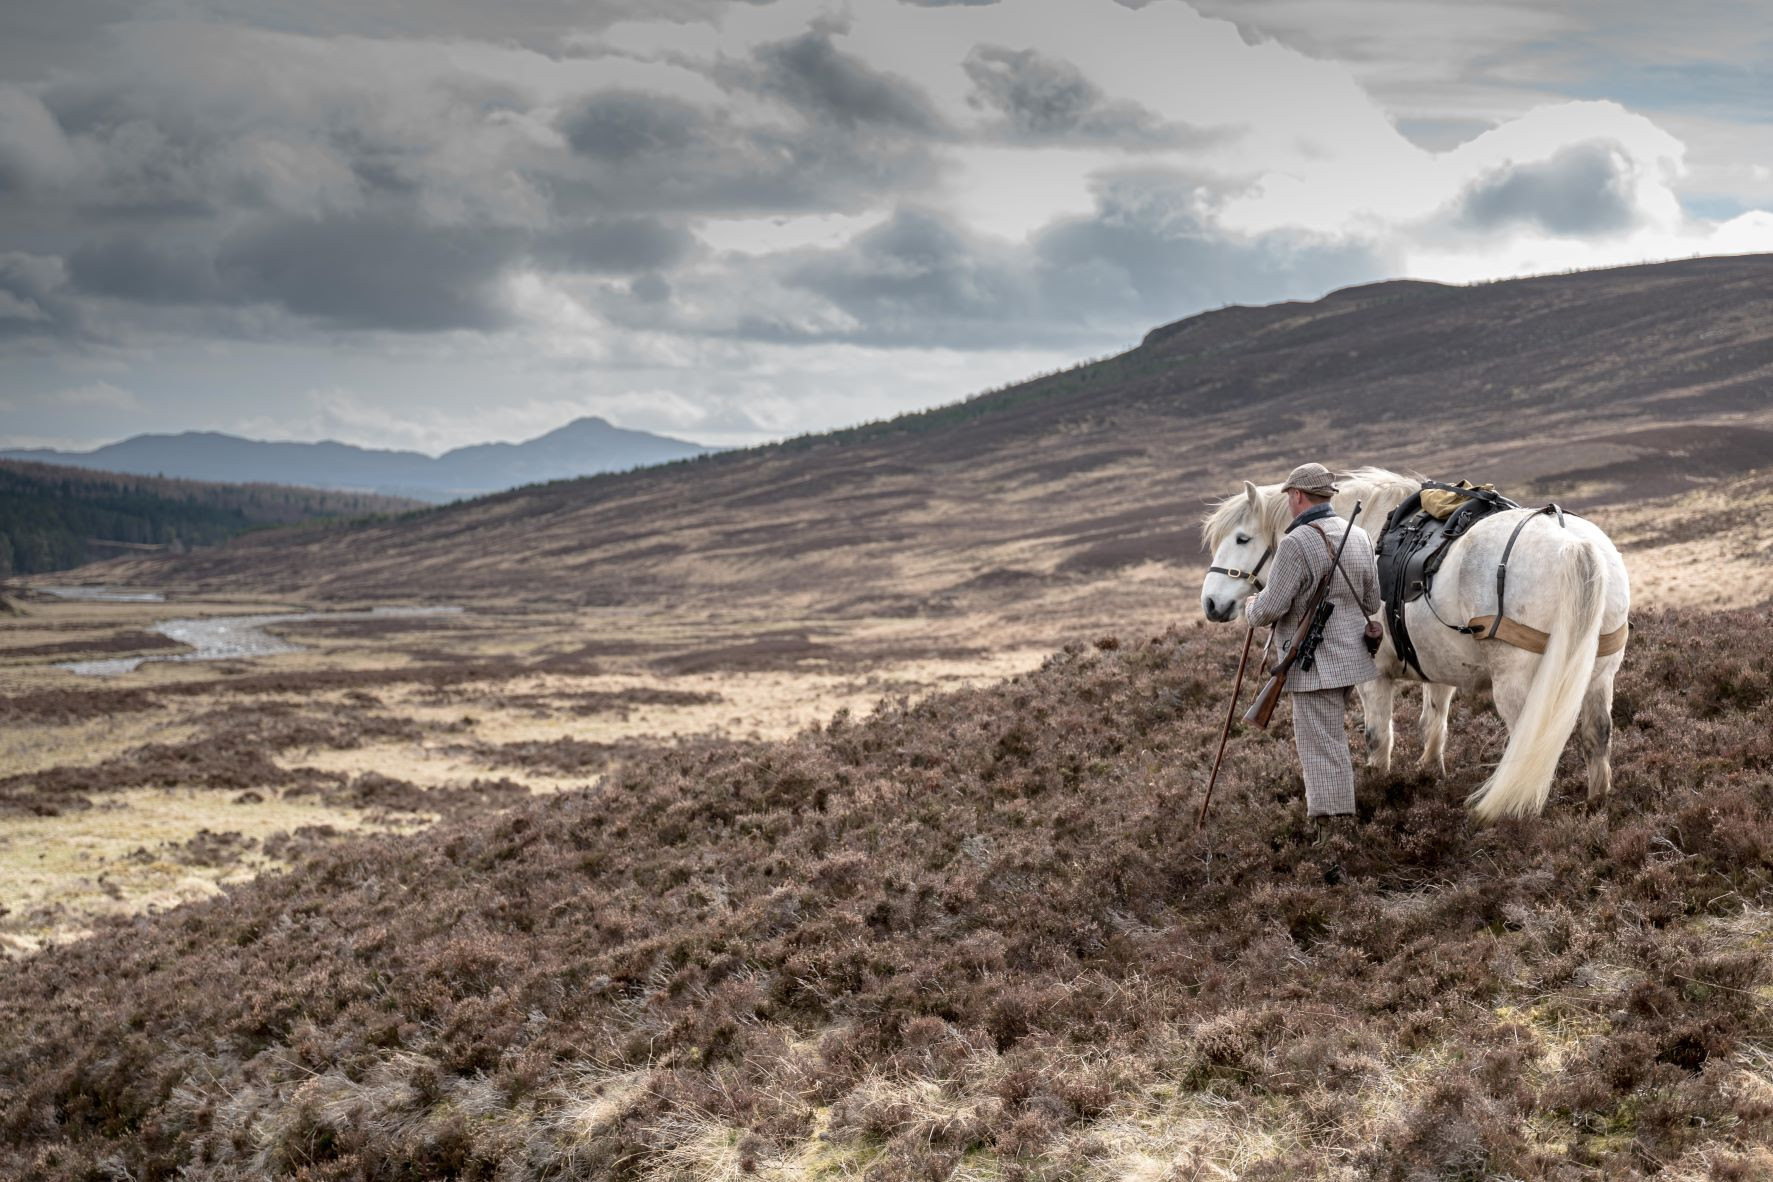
[
  {"x1": 1240, "y1": 500, "x2": 1363, "y2": 731},
  {"x1": 1242, "y1": 664, "x2": 1288, "y2": 728}
]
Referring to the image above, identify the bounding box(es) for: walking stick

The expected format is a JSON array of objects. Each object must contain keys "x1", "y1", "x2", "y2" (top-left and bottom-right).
[{"x1": 1198, "y1": 624, "x2": 1255, "y2": 829}]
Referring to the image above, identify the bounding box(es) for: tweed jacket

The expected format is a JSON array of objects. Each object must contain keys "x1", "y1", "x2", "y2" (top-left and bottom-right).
[{"x1": 1245, "y1": 509, "x2": 1382, "y2": 691}]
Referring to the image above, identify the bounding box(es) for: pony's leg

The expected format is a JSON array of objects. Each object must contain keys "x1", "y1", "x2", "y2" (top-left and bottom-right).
[
  {"x1": 1355, "y1": 678, "x2": 1395, "y2": 771},
  {"x1": 1578, "y1": 672, "x2": 1616, "y2": 803},
  {"x1": 1415, "y1": 683, "x2": 1456, "y2": 776}
]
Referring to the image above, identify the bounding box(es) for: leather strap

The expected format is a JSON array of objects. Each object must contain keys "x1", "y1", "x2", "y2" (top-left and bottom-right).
[
  {"x1": 1487, "y1": 505, "x2": 1562, "y2": 641},
  {"x1": 1209, "y1": 542, "x2": 1274, "y2": 591},
  {"x1": 1467, "y1": 615, "x2": 1629, "y2": 657},
  {"x1": 1307, "y1": 523, "x2": 1373, "y2": 625}
]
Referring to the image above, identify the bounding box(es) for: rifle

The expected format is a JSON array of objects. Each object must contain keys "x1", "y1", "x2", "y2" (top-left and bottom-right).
[{"x1": 1242, "y1": 500, "x2": 1364, "y2": 729}]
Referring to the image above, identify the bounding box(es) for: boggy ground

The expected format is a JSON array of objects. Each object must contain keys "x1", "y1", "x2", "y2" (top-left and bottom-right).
[{"x1": 3, "y1": 605, "x2": 1770, "y2": 1180}]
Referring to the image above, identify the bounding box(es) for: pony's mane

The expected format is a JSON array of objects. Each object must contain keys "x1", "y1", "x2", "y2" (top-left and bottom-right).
[
  {"x1": 1201, "y1": 465, "x2": 1422, "y2": 550},
  {"x1": 1200, "y1": 481, "x2": 1292, "y2": 550},
  {"x1": 1334, "y1": 466, "x2": 1421, "y2": 527}
]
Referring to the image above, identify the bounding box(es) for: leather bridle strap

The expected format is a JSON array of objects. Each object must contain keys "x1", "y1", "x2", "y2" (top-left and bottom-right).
[{"x1": 1209, "y1": 543, "x2": 1274, "y2": 591}]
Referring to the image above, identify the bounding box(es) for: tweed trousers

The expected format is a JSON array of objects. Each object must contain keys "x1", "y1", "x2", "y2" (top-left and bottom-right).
[{"x1": 1291, "y1": 686, "x2": 1356, "y2": 816}]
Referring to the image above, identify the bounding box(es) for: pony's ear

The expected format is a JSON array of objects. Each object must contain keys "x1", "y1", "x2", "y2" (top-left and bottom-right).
[{"x1": 1243, "y1": 480, "x2": 1261, "y2": 510}]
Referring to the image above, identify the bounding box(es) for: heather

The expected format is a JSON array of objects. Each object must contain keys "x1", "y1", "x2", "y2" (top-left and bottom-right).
[{"x1": 3, "y1": 606, "x2": 1772, "y2": 1179}]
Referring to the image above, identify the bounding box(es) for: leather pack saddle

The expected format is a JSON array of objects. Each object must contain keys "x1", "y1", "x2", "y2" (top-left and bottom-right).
[
  {"x1": 1375, "y1": 480, "x2": 1629, "y2": 680},
  {"x1": 1375, "y1": 481, "x2": 1519, "y2": 680}
]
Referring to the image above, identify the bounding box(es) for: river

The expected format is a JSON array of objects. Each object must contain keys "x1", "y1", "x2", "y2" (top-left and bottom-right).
[{"x1": 56, "y1": 603, "x2": 462, "y2": 676}]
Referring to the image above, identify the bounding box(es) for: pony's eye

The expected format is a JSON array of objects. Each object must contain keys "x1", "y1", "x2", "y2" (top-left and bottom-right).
[{"x1": 1235, "y1": 533, "x2": 1251, "y2": 545}]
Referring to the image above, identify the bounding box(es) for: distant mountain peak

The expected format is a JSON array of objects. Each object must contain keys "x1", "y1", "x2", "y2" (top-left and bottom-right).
[{"x1": 0, "y1": 417, "x2": 712, "y2": 503}]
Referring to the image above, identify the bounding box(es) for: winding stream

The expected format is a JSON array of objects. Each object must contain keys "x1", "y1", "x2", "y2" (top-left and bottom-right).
[
  {"x1": 41, "y1": 586, "x2": 166, "y2": 603},
  {"x1": 58, "y1": 605, "x2": 462, "y2": 676}
]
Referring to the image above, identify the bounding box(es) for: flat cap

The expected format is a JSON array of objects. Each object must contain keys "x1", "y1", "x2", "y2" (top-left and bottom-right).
[{"x1": 1281, "y1": 462, "x2": 1338, "y2": 496}]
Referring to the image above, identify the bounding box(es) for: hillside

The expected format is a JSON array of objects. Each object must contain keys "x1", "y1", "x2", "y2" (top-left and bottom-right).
[
  {"x1": 3, "y1": 604, "x2": 1770, "y2": 1179},
  {"x1": 92, "y1": 254, "x2": 1773, "y2": 610},
  {"x1": 0, "y1": 461, "x2": 421, "y2": 577},
  {"x1": 0, "y1": 416, "x2": 715, "y2": 503}
]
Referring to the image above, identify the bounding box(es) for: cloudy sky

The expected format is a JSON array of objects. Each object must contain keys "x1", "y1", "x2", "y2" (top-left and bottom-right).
[{"x1": 2, "y1": 0, "x2": 1769, "y2": 453}]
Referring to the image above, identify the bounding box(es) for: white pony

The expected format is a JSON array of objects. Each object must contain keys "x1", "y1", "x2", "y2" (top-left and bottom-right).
[{"x1": 1200, "y1": 467, "x2": 1630, "y2": 820}]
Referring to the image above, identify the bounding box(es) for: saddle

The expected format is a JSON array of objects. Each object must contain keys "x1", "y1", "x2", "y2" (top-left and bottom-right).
[{"x1": 1376, "y1": 480, "x2": 1519, "y2": 679}]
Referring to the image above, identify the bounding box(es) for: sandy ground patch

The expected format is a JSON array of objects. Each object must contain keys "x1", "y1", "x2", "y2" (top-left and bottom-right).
[
  {"x1": 0, "y1": 713, "x2": 198, "y2": 778},
  {"x1": 0, "y1": 786, "x2": 412, "y2": 953}
]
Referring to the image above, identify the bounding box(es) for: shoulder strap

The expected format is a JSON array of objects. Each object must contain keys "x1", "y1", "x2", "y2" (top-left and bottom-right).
[{"x1": 1307, "y1": 523, "x2": 1371, "y2": 614}]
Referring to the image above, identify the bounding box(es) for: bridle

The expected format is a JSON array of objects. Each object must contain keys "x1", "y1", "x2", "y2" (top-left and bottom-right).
[{"x1": 1209, "y1": 542, "x2": 1274, "y2": 591}]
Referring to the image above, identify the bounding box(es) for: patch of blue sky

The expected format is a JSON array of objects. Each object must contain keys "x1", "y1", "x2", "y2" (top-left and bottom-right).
[
  {"x1": 1679, "y1": 194, "x2": 1755, "y2": 222},
  {"x1": 1563, "y1": 63, "x2": 1773, "y2": 123}
]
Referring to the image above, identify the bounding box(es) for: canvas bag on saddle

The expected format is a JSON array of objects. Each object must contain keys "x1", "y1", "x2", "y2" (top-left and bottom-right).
[{"x1": 1419, "y1": 479, "x2": 1501, "y2": 521}]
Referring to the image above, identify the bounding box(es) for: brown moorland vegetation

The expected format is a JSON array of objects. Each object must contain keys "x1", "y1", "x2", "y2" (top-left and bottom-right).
[
  {"x1": 0, "y1": 593, "x2": 1060, "y2": 951},
  {"x1": 3, "y1": 604, "x2": 1771, "y2": 1180}
]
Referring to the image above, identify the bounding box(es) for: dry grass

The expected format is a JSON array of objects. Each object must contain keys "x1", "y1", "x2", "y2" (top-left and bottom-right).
[{"x1": 0, "y1": 787, "x2": 405, "y2": 952}]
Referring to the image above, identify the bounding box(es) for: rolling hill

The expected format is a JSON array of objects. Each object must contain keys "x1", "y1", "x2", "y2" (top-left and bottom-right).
[
  {"x1": 0, "y1": 416, "x2": 715, "y2": 503},
  {"x1": 91, "y1": 253, "x2": 1773, "y2": 611}
]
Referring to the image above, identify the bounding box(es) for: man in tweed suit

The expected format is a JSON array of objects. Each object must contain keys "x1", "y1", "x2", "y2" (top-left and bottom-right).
[{"x1": 1243, "y1": 464, "x2": 1382, "y2": 818}]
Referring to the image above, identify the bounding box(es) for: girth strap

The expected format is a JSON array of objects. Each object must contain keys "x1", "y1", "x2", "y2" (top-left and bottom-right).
[{"x1": 1467, "y1": 615, "x2": 1630, "y2": 657}]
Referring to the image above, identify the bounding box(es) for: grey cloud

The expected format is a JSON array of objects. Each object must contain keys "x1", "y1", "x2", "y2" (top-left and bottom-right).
[
  {"x1": 563, "y1": 91, "x2": 705, "y2": 162},
  {"x1": 630, "y1": 272, "x2": 672, "y2": 303},
  {"x1": 39, "y1": 76, "x2": 239, "y2": 219},
  {"x1": 900, "y1": 1, "x2": 999, "y2": 7},
  {"x1": 5, "y1": 11, "x2": 947, "y2": 345},
  {"x1": 778, "y1": 209, "x2": 1031, "y2": 346},
  {"x1": 0, "y1": 0, "x2": 132, "y2": 83},
  {"x1": 34, "y1": 29, "x2": 546, "y2": 227},
  {"x1": 4, "y1": 1, "x2": 762, "y2": 74},
  {"x1": 68, "y1": 238, "x2": 223, "y2": 303},
  {"x1": 740, "y1": 30, "x2": 947, "y2": 131},
  {"x1": 216, "y1": 216, "x2": 522, "y2": 331},
  {"x1": 737, "y1": 176, "x2": 1387, "y2": 350},
  {"x1": 539, "y1": 218, "x2": 698, "y2": 274},
  {"x1": 1029, "y1": 175, "x2": 1386, "y2": 325},
  {"x1": 962, "y1": 45, "x2": 1224, "y2": 149},
  {"x1": 556, "y1": 88, "x2": 941, "y2": 216},
  {"x1": 0, "y1": 88, "x2": 76, "y2": 195},
  {"x1": 1455, "y1": 141, "x2": 1640, "y2": 236},
  {"x1": 0, "y1": 253, "x2": 83, "y2": 339}
]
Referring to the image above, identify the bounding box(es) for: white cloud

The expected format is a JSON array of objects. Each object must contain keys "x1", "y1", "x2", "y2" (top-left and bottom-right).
[
  {"x1": 53, "y1": 380, "x2": 140, "y2": 412},
  {"x1": 0, "y1": 379, "x2": 138, "y2": 418}
]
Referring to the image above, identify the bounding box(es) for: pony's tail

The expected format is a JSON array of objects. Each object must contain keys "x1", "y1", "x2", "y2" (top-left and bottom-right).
[{"x1": 1468, "y1": 537, "x2": 1606, "y2": 821}]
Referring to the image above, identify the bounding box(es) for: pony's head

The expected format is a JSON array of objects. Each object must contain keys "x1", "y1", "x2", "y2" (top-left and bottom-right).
[{"x1": 1199, "y1": 480, "x2": 1289, "y2": 622}]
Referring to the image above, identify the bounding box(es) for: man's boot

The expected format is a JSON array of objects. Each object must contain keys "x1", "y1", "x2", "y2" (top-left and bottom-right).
[{"x1": 1311, "y1": 814, "x2": 1356, "y2": 883}]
